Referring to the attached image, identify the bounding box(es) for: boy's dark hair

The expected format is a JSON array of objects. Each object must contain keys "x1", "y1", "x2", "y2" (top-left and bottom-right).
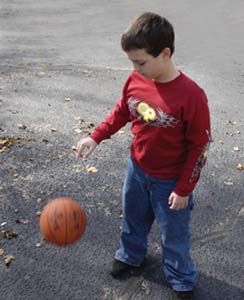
[{"x1": 121, "y1": 12, "x2": 175, "y2": 57}]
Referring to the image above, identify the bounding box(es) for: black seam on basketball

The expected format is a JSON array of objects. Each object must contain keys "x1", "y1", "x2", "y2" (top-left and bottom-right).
[
  {"x1": 46, "y1": 212, "x2": 57, "y2": 244},
  {"x1": 63, "y1": 200, "x2": 68, "y2": 245}
]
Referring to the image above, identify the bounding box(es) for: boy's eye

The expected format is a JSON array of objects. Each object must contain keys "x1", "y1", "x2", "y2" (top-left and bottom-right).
[{"x1": 138, "y1": 62, "x2": 145, "y2": 66}]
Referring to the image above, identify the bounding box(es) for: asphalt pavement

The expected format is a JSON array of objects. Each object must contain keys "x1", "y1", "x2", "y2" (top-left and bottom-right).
[{"x1": 0, "y1": 1, "x2": 244, "y2": 299}]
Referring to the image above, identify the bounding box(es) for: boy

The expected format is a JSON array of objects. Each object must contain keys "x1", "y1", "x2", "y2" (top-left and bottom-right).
[{"x1": 76, "y1": 12, "x2": 211, "y2": 300}]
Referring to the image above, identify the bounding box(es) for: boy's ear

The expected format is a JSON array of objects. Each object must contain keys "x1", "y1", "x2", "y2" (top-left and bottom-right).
[{"x1": 161, "y1": 47, "x2": 171, "y2": 59}]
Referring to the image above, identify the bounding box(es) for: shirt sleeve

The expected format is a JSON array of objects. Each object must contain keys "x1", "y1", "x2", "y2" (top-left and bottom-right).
[
  {"x1": 174, "y1": 89, "x2": 211, "y2": 197},
  {"x1": 90, "y1": 76, "x2": 131, "y2": 144}
]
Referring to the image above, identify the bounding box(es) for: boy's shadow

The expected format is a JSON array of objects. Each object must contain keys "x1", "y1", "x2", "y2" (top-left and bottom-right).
[{"x1": 139, "y1": 255, "x2": 244, "y2": 300}]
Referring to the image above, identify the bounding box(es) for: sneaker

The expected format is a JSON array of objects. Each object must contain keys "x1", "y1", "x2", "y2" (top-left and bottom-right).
[
  {"x1": 110, "y1": 259, "x2": 143, "y2": 279},
  {"x1": 174, "y1": 290, "x2": 193, "y2": 299}
]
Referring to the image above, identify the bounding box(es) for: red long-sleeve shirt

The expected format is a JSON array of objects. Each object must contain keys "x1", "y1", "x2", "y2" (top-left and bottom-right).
[{"x1": 90, "y1": 71, "x2": 211, "y2": 196}]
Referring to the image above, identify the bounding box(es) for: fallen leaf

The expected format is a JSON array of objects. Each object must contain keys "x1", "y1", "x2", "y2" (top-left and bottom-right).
[
  {"x1": 218, "y1": 140, "x2": 224, "y2": 144},
  {"x1": 16, "y1": 219, "x2": 30, "y2": 225},
  {"x1": 64, "y1": 97, "x2": 71, "y2": 101},
  {"x1": 0, "y1": 127, "x2": 4, "y2": 132},
  {"x1": 233, "y1": 147, "x2": 240, "y2": 152},
  {"x1": 118, "y1": 130, "x2": 125, "y2": 134},
  {"x1": 236, "y1": 163, "x2": 244, "y2": 171},
  {"x1": 74, "y1": 128, "x2": 83, "y2": 134},
  {"x1": 4, "y1": 255, "x2": 15, "y2": 266},
  {"x1": 1, "y1": 222, "x2": 7, "y2": 227},
  {"x1": 0, "y1": 136, "x2": 15, "y2": 152},
  {"x1": 50, "y1": 128, "x2": 57, "y2": 132},
  {"x1": 87, "y1": 122, "x2": 94, "y2": 128},
  {"x1": 72, "y1": 146, "x2": 77, "y2": 151},
  {"x1": 1, "y1": 230, "x2": 18, "y2": 239},
  {"x1": 18, "y1": 124, "x2": 27, "y2": 129},
  {"x1": 37, "y1": 198, "x2": 42, "y2": 204},
  {"x1": 0, "y1": 136, "x2": 30, "y2": 153},
  {"x1": 86, "y1": 166, "x2": 98, "y2": 173},
  {"x1": 224, "y1": 181, "x2": 234, "y2": 186},
  {"x1": 227, "y1": 120, "x2": 237, "y2": 125},
  {"x1": 41, "y1": 64, "x2": 47, "y2": 72},
  {"x1": 36, "y1": 243, "x2": 42, "y2": 248},
  {"x1": 0, "y1": 249, "x2": 4, "y2": 256},
  {"x1": 36, "y1": 211, "x2": 42, "y2": 217}
]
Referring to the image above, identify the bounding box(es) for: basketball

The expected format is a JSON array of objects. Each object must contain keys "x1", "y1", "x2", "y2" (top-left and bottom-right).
[{"x1": 40, "y1": 197, "x2": 86, "y2": 246}]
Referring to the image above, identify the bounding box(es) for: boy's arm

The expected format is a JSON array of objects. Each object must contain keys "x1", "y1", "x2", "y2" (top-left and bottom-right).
[
  {"x1": 90, "y1": 97, "x2": 130, "y2": 145},
  {"x1": 173, "y1": 89, "x2": 211, "y2": 197}
]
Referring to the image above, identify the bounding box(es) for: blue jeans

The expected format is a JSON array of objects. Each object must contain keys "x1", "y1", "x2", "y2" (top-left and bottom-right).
[{"x1": 115, "y1": 157, "x2": 196, "y2": 291}]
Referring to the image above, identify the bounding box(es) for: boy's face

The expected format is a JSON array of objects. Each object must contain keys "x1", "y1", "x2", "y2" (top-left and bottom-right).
[{"x1": 126, "y1": 48, "x2": 171, "y2": 81}]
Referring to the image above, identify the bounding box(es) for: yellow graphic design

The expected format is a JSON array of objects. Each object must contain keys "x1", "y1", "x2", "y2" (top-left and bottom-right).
[{"x1": 137, "y1": 102, "x2": 157, "y2": 123}]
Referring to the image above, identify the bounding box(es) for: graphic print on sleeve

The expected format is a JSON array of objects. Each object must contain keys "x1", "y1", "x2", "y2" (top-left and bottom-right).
[{"x1": 189, "y1": 129, "x2": 212, "y2": 183}]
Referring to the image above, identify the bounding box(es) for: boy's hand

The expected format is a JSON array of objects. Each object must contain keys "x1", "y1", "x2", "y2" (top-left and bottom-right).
[
  {"x1": 76, "y1": 137, "x2": 97, "y2": 159},
  {"x1": 168, "y1": 192, "x2": 189, "y2": 210}
]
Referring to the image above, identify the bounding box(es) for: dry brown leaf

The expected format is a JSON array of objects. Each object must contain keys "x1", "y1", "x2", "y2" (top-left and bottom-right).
[
  {"x1": 16, "y1": 219, "x2": 30, "y2": 225},
  {"x1": 74, "y1": 128, "x2": 83, "y2": 134},
  {"x1": 0, "y1": 127, "x2": 4, "y2": 132},
  {"x1": 1, "y1": 230, "x2": 18, "y2": 239},
  {"x1": 236, "y1": 163, "x2": 244, "y2": 171},
  {"x1": 37, "y1": 198, "x2": 42, "y2": 204},
  {"x1": 0, "y1": 249, "x2": 4, "y2": 256},
  {"x1": 227, "y1": 120, "x2": 237, "y2": 125},
  {"x1": 0, "y1": 136, "x2": 15, "y2": 152},
  {"x1": 87, "y1": 122, "x2": 94, "y2": 128},
  {"x1": 4, "y1": 255, "x2": 15, "y2": 266},
  {"x1": 18, "y1": 124, "x2": 27, "y2": 129},
  {"x1": 0, "y1": 136, "x2": 28, "y2": 153},
  {"x1": 86, "y1": 166, "x2": 98, "y2": 173},
  {"x1": 41, "y1": 64, "x2": 47, "y2": 72},
  {"x1": 36, "y1": 211, "x2": 42, "y2": 217},
  {"x1": 50, "y1": 128, "x2": 57, "y2": 132},
  {"x1": 118, "y1": 130, "x2": 125, "y2": 134},
  {"x1": 224, "y1": 181, "x2": 234, "y2": 186}
]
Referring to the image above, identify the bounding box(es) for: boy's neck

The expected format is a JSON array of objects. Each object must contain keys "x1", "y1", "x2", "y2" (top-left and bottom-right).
[{"x1": 154, "y1": 61, "x2": 180, "y2": 83}]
